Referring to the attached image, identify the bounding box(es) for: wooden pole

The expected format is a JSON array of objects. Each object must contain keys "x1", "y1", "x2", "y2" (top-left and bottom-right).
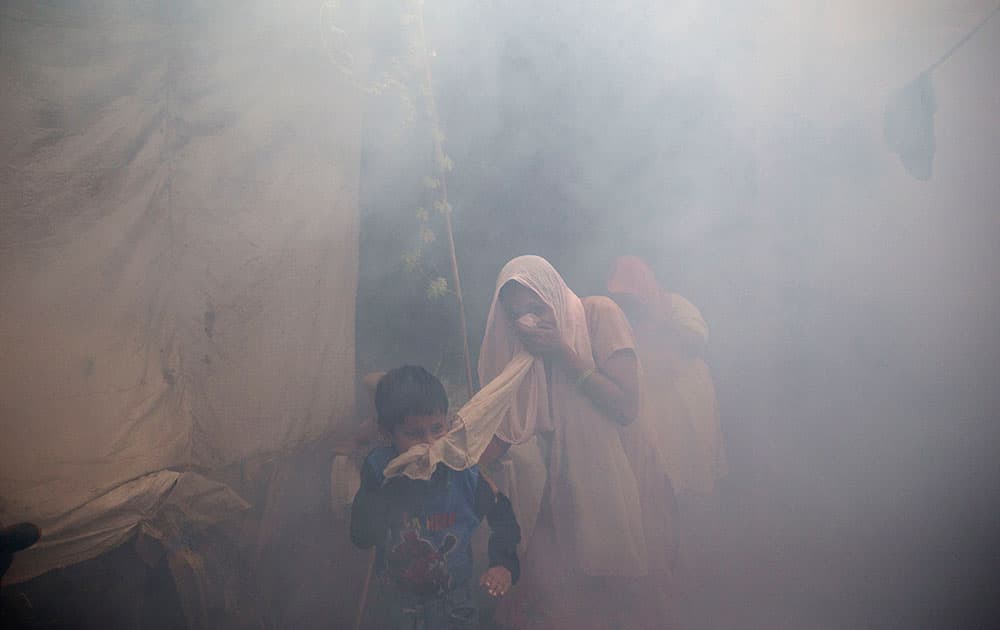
[
  {"x1": 352, "y1": 549, "x2": 376, "y2": 630},
  {"x1": 441, "y1": 200, "x2": 475, "y2": 399}
]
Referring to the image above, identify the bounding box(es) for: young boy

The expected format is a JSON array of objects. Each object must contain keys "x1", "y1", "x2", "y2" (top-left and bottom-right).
[{"x1": 350, "y1": 366, "x2": 520, "y2": 629}]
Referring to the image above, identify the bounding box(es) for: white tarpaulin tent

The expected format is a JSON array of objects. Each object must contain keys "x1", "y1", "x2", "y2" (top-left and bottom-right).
[{"x1": 0, "y1": 0, "x2": 363, "y2": 584}]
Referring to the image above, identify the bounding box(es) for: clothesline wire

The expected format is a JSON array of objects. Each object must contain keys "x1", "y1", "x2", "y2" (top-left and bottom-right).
[{"x1": 924, "y1": 3, "x2": 1000, "y2": 75}]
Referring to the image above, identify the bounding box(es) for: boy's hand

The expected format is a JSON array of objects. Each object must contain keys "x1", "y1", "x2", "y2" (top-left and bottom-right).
[{"x1": 479, "y1": 565, "x2": 512, "y2": 598}]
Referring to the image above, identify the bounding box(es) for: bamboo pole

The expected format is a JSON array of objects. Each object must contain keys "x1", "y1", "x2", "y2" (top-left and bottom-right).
[{"x1": 352, "y1": 549, "x2": 377, "y2": 630}]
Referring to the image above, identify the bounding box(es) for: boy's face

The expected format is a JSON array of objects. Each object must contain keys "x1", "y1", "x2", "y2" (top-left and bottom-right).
[{"x1": 391, "y1": 413, "x2": 448, "y2": 453}]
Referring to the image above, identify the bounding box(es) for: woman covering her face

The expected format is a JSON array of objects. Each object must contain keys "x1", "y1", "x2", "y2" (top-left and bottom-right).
[
  {"x1": 608, "y1": 255, "x2": 728, "y2": 501},
  {"x1": 479, "y1": 255, "x2": 677, "y2": 630}
]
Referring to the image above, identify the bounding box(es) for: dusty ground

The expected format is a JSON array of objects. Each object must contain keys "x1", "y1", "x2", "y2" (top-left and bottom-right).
[
  {"x1": 674, "y1": 490, "x2": 994, "y2": 630},
  {"x1": 3, "y1": 479, "x2": 991, "y2": 629}
]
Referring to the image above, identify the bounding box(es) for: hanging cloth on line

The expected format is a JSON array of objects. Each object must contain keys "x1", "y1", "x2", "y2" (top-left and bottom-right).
[{"x1": 884, "y1": 4, "x2": 1000, "y2": 180}]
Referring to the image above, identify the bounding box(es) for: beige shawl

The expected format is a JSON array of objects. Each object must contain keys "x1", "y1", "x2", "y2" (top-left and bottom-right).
[{"x1": 382, "y1": 351, "x2": 535, "y2": 479}]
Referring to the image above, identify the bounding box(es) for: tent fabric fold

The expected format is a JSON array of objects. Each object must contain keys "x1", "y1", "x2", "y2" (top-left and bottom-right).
[{"x1": 1, "y1": 0, "x2": 362, "y2": 582}]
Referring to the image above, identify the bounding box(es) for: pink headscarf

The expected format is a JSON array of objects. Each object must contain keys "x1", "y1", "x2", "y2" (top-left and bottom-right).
[
  {"x1": 478, "y1": 255, "x2": 648, "y2": 576},
  {"x1": 607, "y1": 255, "x2": 661, "y2": 305}
]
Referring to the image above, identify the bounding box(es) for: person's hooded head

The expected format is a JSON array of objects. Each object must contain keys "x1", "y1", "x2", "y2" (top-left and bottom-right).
[{"x1": 607, "y1": 255, "x2": 660, "y2": 320}]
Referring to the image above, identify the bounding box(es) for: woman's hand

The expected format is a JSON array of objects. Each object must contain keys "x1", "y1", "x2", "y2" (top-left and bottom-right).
[
  {"x1": 478, "y1": 435, "x2": 511, "y2": 468},
  {"x1": 479, "y1": 565, "x2": 512, "y2": 598},
  {"x1": 515, "y1": 319, "x2": 572, "y2": 362}
]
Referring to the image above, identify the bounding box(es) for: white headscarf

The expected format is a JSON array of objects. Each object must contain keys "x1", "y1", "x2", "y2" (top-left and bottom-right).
[{"x1": 478, "y1": 255, "x2": 594, "y2": 443}]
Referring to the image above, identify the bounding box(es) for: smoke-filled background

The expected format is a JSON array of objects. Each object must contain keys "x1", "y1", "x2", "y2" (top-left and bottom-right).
[
  {"x1": 358, "y1": 0, "x2": 1000, "y2": 627},
  {"x1": 1, "y1": 0, "x2": 998, "y2": 628}
]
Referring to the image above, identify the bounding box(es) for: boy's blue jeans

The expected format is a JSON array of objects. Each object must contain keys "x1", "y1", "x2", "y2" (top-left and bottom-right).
[{"x1": 384, "y1": 581, "x2": 478, "y2": 630}]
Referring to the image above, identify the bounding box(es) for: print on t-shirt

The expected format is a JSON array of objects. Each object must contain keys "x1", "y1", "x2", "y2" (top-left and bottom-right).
[{"x1": 386, "y1": 510, "x2": 458, "y2": 597}]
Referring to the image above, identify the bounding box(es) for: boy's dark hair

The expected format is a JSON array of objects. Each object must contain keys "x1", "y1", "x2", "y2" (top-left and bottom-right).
[{"x1": 374, "y1": 366, "x2": 449, "y2": 434}]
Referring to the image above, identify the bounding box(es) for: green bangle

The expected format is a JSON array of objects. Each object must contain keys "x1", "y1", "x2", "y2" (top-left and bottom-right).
[{"x1": 575, "y1": 366, "x2": 596, "y2": 388}]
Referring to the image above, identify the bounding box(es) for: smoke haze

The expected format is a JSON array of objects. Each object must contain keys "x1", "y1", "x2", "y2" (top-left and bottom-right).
[{"x1": 358, "y1": 1, "x2": 1000, "y2": 627}]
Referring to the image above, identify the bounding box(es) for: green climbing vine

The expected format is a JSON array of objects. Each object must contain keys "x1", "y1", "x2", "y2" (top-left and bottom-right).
[{"x1": 359, "y1": 0, "x2": 475, "y2": 397}]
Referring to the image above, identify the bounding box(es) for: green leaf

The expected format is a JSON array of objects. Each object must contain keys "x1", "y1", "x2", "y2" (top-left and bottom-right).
[
  {"x1": 426, "y1": 276, "x2": 449, "y2": 300},
  {"x1": 402, "y1": 250, "x2": 422, "y2": 271}
]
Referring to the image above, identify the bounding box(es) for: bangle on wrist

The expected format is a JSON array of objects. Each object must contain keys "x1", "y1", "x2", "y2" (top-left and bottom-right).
[{"x1": 575, "y1": 366, "x2": 596, "y2": 389}]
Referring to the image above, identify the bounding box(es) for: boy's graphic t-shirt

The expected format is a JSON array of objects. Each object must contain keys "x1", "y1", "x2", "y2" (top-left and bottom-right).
[{"x1": 357, "y1": 447, "x2": 495, "y2": 597}]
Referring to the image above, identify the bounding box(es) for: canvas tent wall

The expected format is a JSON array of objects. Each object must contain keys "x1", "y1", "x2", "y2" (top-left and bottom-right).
[{"x1": 0, "y1": 0, "x2": 364, "y2": 584}]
